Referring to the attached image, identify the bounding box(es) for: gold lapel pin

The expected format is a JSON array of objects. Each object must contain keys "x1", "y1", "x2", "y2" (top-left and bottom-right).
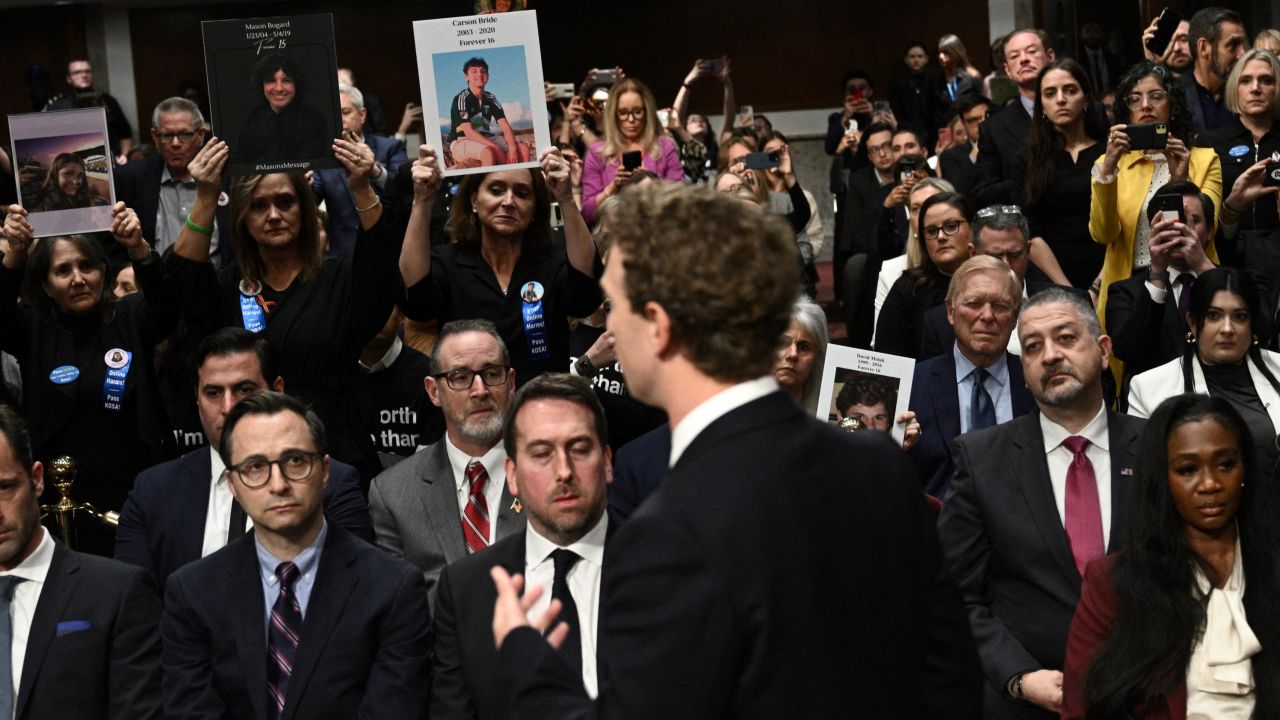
[{"x1": 510, "y1": 498, "x2": 522, "y2": 513}]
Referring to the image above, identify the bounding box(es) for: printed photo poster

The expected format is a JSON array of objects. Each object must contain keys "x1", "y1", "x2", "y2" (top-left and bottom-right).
[
  {"x1": 9, "y1": 108, "x2": 115, "y2": 238},
  {"x1": 474, "y1": 0, "x2": 528, "y2": 12},
  {"x1": 815, "y1": 344, "x2": 916, "y2": 444},
  {"x1": 202, "y1": 13, "x2": 342, "y2": 175},
  {"x1": 413, "y1": 10, "x2": 550, "y2": 177}
]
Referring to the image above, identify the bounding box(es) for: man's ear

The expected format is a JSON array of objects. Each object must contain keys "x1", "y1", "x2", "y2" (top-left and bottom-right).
[
  {"x1": 271, "y1": 376, "x2": 285, "y2": 393},
  {"x1": 504, "y1": 456, "x2": 519, "y2": 497},
  {"x1": 946, "y1": 302, "x2": 957, "y2": 328},
  {"x1": 425, "y1": 376, "x2": 442, "y2": 407},
  {"x1": 31, "y1": 461, "x2": 43, "y2": 499},
  {"x1": 647, "y1": 301, "x2": 675, "y2": 358}
]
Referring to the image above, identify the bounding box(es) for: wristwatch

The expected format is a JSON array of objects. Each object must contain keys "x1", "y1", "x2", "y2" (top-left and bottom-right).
[
  {"x1": 1009, "y1": 673, "x2": 1025, "y2": 700},
  {"x1": 574, "y1": 354, "x2": 595, "y2": 376}
]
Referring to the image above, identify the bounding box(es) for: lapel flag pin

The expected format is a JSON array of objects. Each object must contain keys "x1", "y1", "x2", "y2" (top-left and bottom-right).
[{"x1": 510, "y1": 499, "x2": 522, "y2": 513}]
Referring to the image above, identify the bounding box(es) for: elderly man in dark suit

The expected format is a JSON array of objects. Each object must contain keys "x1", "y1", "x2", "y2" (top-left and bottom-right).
[
  {"x1": 909, "y1": 256, "x2": 1035, "y2": 500},
  {"x1": 369, "y1": 319, "x2": 524, "y2": 606},
  {"x1": 161, "y1": 392, "x2": 431, "y2": 719},
  {"x1": 0, "y1": 405, "x2": 162, "y2": 719},
  {"x1": 971, "y1": 29, "x2": 1055, "y2": 207},
  {"x1": 939, "y1": 289, "x2": 1144, "y2": 719},
  {"x1": 114, "y1": 329, "x2": 372, "y2": 592},
  {"x1": 432, "y1": 374, "x2": 616, "y2": 719},
  {"x1": 312, "y1": 83, "x2": 408, "y2": 257},
  {"x1": 490, "y1": 184, "x2": 982, "y2": 718}
]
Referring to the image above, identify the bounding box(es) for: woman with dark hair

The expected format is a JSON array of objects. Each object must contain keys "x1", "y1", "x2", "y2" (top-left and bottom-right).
[
  {"x1": 1090, "y1": 61, "x2": 1222, "y2": 324},
  {"x1": 1012, "y1": 59, "x2": 1107, "y2": 290},
  {"x1": 1, "y1": 201, "x2": 177, "y2": 547},
  {"x1": 31, "y1": 153, "x2": 108, "y2": 211},
  {"x1": 399, "y1": 144, "x2": 600, "y2": 386},
  {"x1": 1062, "y1": 393, "x2": 1280, "y2": 719},
  {"x1": 874, "y1": 191, "x2": 974, "y2": 358},
  {"x1": 1128, "y1": 267, "x2": 1280, "y2": 477},
  {"x1": 237, "y1": 53, "x2": 330, "y2": 165},
  {"x1": 890, "y1": 43, "x2": 936, "y2": 138},
  {"x1": 172, "y1": 135, "x2": 400, "y2": 479}
]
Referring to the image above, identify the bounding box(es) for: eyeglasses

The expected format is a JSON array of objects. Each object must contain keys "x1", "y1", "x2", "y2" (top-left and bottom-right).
[
  {"x1": 155, "y1": 131, "x2": 197, "y2": 143},
  {"x1": 1124, "y1": 91, "x2": 1168, "y2": 108},
  {"x1": 923, "y1": 219, "x2": 968, "y2": 240},
  {"x1": 227, "y1": 450, "x2": 321, "y2": 489},
  {"x1": 976, "y1": 205, "x2": 1023, "y2": 219},
  {"x1": 433, "y1": 364, "x2": 509, "y2": 391},
  {"x1": 616, "y1": 109, "x2": 645, "y2": 120},
  {"x1": 867, "y1": 142, "x2": 893, "y2": 156}
]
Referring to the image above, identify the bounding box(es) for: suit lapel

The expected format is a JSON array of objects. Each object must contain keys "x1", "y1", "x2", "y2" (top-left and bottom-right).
[
  {"x1": 418, "y1": 444, "x2": 468, "y2": 563},
  {"x1": 281, "y1": 531, "x2": 359, "y2": 720},
  {"x1": 1106, "y1": 413, "x2": 1140, "y2": 553},
  {"x1": 932, "y1": 354, "x2": 962, "y2": 442},
  {"x1": 1011, "y1": 417, "x2": 1080, "y2": 586},
  {"x1": 178, "y1": 450, "x2": 215, "y2": 565},
  {"x1": 225, "y1": 539, "x2": 269, "y2": 720},
  {"x1": 15, "y1": 544, "x2": 78, "y2": 720},
  {"x1": 1007, "y1": 355, "x2": 1034, "y2": 417},
  {"x1": 496, "y1": 483, "x2": 522, "y2": 541}
]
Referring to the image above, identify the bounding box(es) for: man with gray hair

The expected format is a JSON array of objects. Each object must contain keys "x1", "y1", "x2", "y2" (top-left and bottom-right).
[
  {"x1": 114, "y1": 96, "x2": 228, "y2": 263},
  {"x1": 311, "y1": 83, "x2": 408, "y2": 256}
]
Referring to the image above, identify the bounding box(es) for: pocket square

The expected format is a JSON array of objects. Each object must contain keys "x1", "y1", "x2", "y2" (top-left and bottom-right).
[{"x1": 56, "y1": 620, "x2": 91, "y2": 635}]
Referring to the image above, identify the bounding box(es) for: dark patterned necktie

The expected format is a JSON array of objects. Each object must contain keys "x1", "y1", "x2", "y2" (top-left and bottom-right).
[
  {"x1": 550, "y1": 549, "x2": 582, "y2": 677},
  {"x1": 266, "y1": 561, "x2": 302, "y2": 719}
]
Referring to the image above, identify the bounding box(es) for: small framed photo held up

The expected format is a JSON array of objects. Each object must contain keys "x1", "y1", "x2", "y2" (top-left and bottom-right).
[
  {"x1": 815, "y1": 344, "x2": 916, "y2": 444},
  {"x1": 413, "y1": 10, "x2": 550, "y2": 177},
  {"x1": 9, "y1": 107, "x2": 115, "y2": 238}
]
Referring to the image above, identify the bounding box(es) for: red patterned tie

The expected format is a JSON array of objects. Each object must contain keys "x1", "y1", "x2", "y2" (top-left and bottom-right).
[
  {"x1": 462, "y1": 461, "x2": 491, "y2": 553},
  {"x1": 1063, "y1": 436, "x2": 1105, "y2": 577}
]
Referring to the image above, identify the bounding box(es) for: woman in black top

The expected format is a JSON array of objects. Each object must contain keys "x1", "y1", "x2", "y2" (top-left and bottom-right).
[
  {"x1": 875, "y1": 192, "x2": 974, "y2": 358},
  {"x1": 172, "y1": 136, "x2": 401, "y2": 480},
  {"x1": 1012, "y1": 59, "x2": 1107, "y2": 290},
  {"x1": 400, "y1": 144, "x2": 601, "y2": 387},
  {"x1": 1, "y1": 202, "x2": 175, "y2": 532}
]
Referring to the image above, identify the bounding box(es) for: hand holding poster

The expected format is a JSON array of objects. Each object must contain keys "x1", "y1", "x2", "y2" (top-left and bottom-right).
[
  {"x1": 8, "y1": 108, "x2": 115, "y2": 238},
  {"x1": 815, "y1": 345, "x2": 916, "y2": 444},
  {"x1": 202, "y1": 13, "x2": 342, "y2": 175},
  {"x1": 413, "y1": 11, "x2": 550, "y2": 177}
]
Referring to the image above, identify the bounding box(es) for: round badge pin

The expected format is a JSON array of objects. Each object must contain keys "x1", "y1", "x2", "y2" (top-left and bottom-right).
[
  {"x1": 104, "y1": 348, "x2": 129, "y2": 369},
  {"x1": 218, "y1": 191, "x2": 231, "y2": 207},
  {"x1": 239, "y1": 279, "x2": 261, "y2": 296},
  {"x1": 49, "y1": 366, "x2": 80, "y2": 385},
  {"x1": 1229, "y1": 144, "x2": 1250, "y2": 158},
  {"x1": 520, "y1": 281, "x2": 545, "y2": 303}
]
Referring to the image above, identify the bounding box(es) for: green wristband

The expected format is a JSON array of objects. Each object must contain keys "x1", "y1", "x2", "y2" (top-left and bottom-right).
[{"x1": 185, "y1": 215, "x2": 213, "y2": 236}]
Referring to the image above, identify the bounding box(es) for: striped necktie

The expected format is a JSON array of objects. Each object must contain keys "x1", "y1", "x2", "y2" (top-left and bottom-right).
[{"x1": 266, "y1": 562, "x2": 302, "y2": 719}]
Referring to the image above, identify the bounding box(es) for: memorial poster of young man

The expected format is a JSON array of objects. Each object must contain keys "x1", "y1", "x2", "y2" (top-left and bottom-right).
[
  {"x1": 815, "y1": 345, "x2": 915, "y2": 444},
  {"x1": 8, "y1": 107, "x2": 115, "y2": 237}
]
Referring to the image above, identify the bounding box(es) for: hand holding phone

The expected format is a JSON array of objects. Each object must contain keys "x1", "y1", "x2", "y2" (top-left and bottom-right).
[
  {"x1": 1144, "y1": 8, "x2": 1182, "y2": 59},
  {"x1": 743, "y1": 151, "x2": 780, "y2": 170}
]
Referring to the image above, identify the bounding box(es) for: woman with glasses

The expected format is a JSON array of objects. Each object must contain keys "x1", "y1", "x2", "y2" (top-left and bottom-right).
[
  {"x1": 170, "y1": 135, "x2": 401, "y2": 480},
  {"x1": 875, "y1": 192, "x2": 974, "y2": 358},
  {"x1": 1062, "y1": 393, "x2": 1280, "y2": 719},
  {"x1": 1127, "y1": 267, "x2": 1280, "y2": 481},
  {"x1": 1013, "y1": 59, "x2": 1107, "y2": 290},
  {"x1": 1089, "y1": 61, "x2": 1222, "y2": 328},
  {"x1": 580, "y1": 78, "x2": 683, "y2": 224}
]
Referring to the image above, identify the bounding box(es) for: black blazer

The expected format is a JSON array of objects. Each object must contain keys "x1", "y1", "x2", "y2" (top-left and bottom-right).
[
  {"x1": 971, "y1": 100, "x2": 1031, "y2": 207},
  {"x1": 838, "y1": 164, "x2": 893, "y2": 257},
  {"x1": 114, "y1": 446, "x2": 374, "y2": 591},
  {"x1": 1105, "y1": 270, "x2": 1191, "y2": 390},
  {"x1": 607, "y1": 422, "x2": 670, "y2": 520},
  {"x1": 937, "y1": 410, "x2": 1144, "y2": 719},
  {"x1": 495, "y1": 391, "x2": 982, "y2": 719},
  {"x1": 113, "y1": 153, "x2": 232, "y2": 265},
  {"x1": 939, "y1": 142, "x2": 978, "y2": 197},
  {"x1": 907, "y1": 351, "x2": 1035, "y2": 499},
  {"x1": 18, "y1": 541, "x2": 162, "y2": 720},
  {"x1": 161, "y1": 524, "x2": 431, "y2": 720},
  {"x1": 431, "y1": 517, "x2": 619, "y2": 720}
]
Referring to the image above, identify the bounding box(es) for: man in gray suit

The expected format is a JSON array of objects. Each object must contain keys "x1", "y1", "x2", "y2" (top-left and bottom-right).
[{"x1": 369, "y1": 319, "x2": 525, "y2": 603}]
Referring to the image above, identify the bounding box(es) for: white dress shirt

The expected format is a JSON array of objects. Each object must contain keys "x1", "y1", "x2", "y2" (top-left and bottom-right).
[
  {"x1": 201, "y1": 447, "x2": 252, "y2": 558},
  {"x1": 1039, "y1": 405, "x2": 1113, "y2": 549},
  {"x1": 523, "y1": 513, "x2": 608, "y2": 698},
  {"x1": 3, "y1": 526, "x2": 54, "y2": 703},
  {"x1": 670, "y1": 376, "x2": 778, "y2": 467},
  {"x1": 444, "y1": 436, "x2": 506, "y2": 544},
  {"x1": 357, "y1": 335, "x2": 402, "y2": 374}
]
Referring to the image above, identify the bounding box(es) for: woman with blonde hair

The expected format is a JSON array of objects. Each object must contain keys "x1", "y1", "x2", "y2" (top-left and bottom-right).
[{"x1": 580, "y1": 78, "x2": 683, "y2": 223}]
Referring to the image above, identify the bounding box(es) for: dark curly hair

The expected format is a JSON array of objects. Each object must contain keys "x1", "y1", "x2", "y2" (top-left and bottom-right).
[
  {"x1": 835, "y1": 375, "x2": 897, "y2": 416},
  {"x1": 251, "y1": 53, "x2": 306, "y2": 104},
  {"x1": 1111, "y1": 61, "x2": 1195, "y2": 145}
]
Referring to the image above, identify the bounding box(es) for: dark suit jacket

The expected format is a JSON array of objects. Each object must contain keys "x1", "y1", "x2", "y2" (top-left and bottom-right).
[
  {"x1": 919, "y1": 281, "x2": 1090, "y2": 360},
  {"x1": 113, "y1": 153, "x2": 232, "y2": 265},
  {"x1": 939, "y1": 141, "x2": 978, "y2": 197},
  {"x1": 607, "y1": 422, "x2": 670, "y2": 519},
  {"x1": 1105, "y1": 270, "x2": 1190, "y2": 389},
  {"x1": 839, "y1": 165, "x2": 893, "y2": 257},
  {"x1": 908, "y1": 351, "x2": 1035, "y2": 499},
  {"x1": 114, "y1": 447, "x2": 374, "y2": 591},
  {"x1": 17, "y1": 541, "x2": 162, "y2": 720},
  {"x1": 495, "y1": 391, "x2": 982, "y2": 719},
  {"x1": 971, "y1": 100, "x2": 1031, "y2": 207},
  {"x1": 431, "y1": 517, "x2": 619, "y2": 720},
  {"x1": 1177, "y1": 71, "x2": 1208, "y2": 136},
  {"x1": 938, "y1": 410, "x2": 1144, "y2": 719},
  {"x1": 161, "y1": 524, "x2": 431, "y2": 720},
  {"x1": 311, "y1": 134, "x2": 408, "y2": 258}
]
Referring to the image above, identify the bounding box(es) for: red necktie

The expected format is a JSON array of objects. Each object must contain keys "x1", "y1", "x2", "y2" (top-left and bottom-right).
[
  {"x1": 1062, "y1": 436, "x2": 1104, "y2": 577},
  {"x1": 462, "y1": 461, "x2": 491, "y2": 553}
]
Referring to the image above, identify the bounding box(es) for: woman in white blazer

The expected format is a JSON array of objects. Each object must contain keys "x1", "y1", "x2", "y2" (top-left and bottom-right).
[{"x1": 1128, "y1": 267, "x2": 1280, "y2": 476}]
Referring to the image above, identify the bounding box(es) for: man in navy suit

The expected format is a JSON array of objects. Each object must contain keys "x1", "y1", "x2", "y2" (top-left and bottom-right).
[
  {"x1": 312, "y1": 83, "x2": 408, "y2": 257},
  {"x1": 0, "y1": 405, "x2": 162, "y2": 719},
  {"x1": 114, "y1": 328, "x2": 372, "y2": 591},
  {"x1": 161, "y1": 392, "x2": 431, "y2": 719},
  {"x1": 489, "y1": 184, "x2": 981, "y2": 718},
  {"x1": 909, "y1": 256, "x2": 1035, "y2": 499}
]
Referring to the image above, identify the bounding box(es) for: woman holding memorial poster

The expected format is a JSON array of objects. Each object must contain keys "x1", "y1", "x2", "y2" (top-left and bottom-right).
[{"x1": 169, "y1": 136, "x2": 401, "y2": 480}]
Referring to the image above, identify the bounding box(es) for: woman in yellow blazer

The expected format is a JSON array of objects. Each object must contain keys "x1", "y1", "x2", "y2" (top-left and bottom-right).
[{"x1": 1089, "y1": 62, "x2": 1222, "y2": 328}]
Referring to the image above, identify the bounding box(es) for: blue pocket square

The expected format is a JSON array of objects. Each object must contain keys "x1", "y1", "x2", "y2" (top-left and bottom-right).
[{"x1": 56, "y1": 620, "x2": 91, "y2": 636}]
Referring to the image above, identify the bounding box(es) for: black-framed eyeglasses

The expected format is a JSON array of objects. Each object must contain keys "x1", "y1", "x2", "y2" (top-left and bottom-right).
[
  {"x1": 433, "y1": 364, "x2": 509, "y2": 391},
  {"x1": 976, "y1": 205, "x2": 1023, "y2": 219},
  {"x1": 616, "y1": 109, "x2": 645, "y2": 120},
  {"x1": 227, "y1": 450, "x2": 321, "y2": 488},
  {"x1": 155, "y1": 131, "x2": 197, "y2": 143},
  {"x1": 923, "y1": 219, "x2": 968, "y2": 240}
]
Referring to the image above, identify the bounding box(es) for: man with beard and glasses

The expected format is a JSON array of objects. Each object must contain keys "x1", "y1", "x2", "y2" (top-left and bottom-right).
[
  {"x1": 938, "y1": 289, "x2": 1145, "y2": 719},
  {"x1": 1179, "y1": 7, "x2": 1248, "y2": 133},
  {"x1": 369, "y1": 319, "x2": 525, "y2": 606}
]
